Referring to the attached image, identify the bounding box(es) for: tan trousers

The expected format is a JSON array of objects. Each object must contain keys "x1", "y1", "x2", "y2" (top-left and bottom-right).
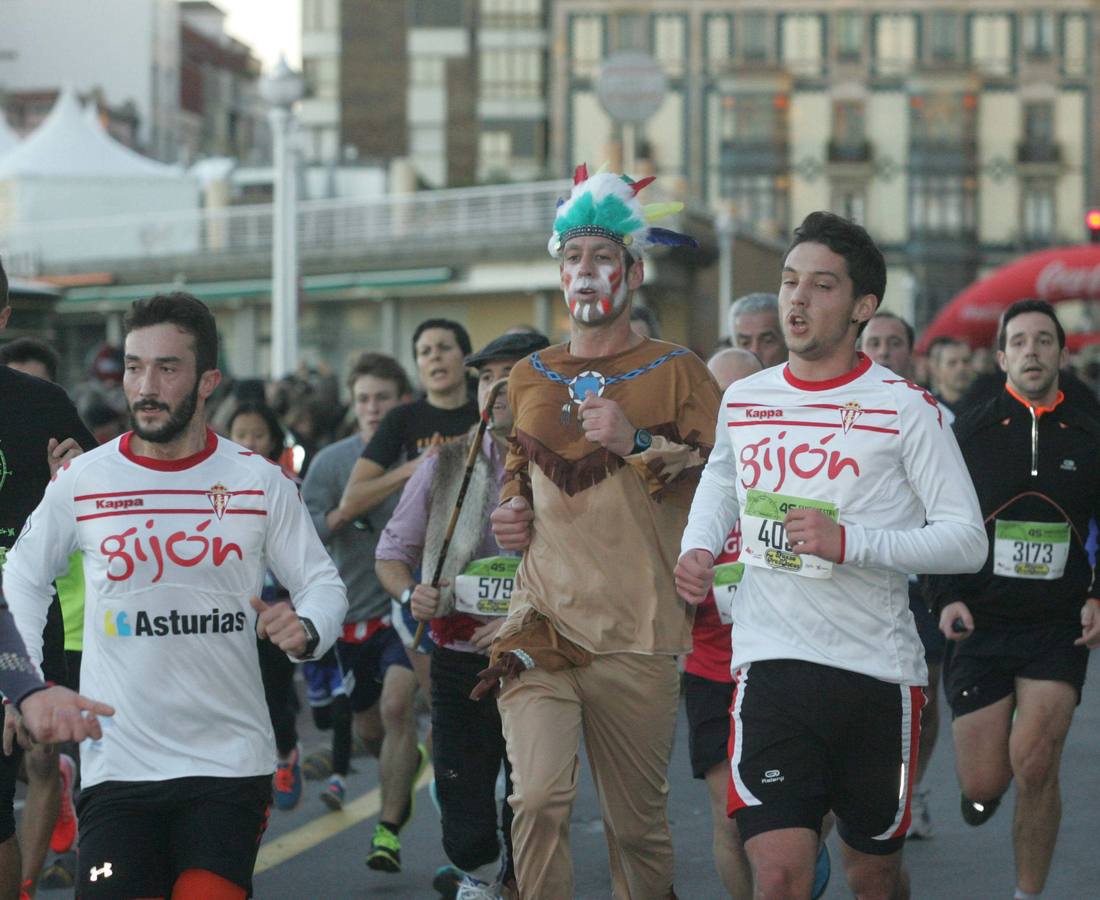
[{"x1": 498, "y1": 652, "x2": 680, "y2": 899}]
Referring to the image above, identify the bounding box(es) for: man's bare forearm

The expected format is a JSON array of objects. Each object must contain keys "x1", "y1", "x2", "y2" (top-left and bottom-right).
[
  {"x1": 339, "y1": 460, "x2": 413, "y2": 520},
  {"x1": 375, "y1": 558, "x2": 416, "y2": 600}
]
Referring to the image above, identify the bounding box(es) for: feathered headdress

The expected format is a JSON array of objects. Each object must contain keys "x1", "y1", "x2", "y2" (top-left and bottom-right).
[{"x1": 548, "y1": 162, "x2": 698, "y2": 259}]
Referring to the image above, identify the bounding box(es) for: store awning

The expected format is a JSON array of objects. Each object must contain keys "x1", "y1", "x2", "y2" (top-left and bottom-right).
[{"x1": 61, "y1": 268, "x2": 454, "y2": 306}]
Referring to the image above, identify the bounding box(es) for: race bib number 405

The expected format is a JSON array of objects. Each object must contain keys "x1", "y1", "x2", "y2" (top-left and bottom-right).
[
  {"x1": 740, "y1": 489, "x2": 838, "y2": 579},
  {"x1": 993, "y1": 520, "x2": 1070, "y2": 580},
  {"x1": 453, "y1": 556, "x2": 519, "y2": 616}
]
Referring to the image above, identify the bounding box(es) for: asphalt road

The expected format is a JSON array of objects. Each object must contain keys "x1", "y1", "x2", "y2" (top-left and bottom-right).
[{"x1": 28, "y1": 652, "x2": 1099, "y2": 898}]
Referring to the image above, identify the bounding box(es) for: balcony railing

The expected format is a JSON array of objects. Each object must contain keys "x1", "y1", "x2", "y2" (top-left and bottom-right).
[
  {"x1": 719, "y1": 139, "x2": 789, "y2": 175},
  {"x1": 827, "y1": 139, "x2": 873, "y2": 164},
  {"x1": 908, "y1": 139, "x2": 977, "y2": 173},
  {"x1": 0, "y1": 179, "x2": 570, "y2": 278},
  {"x1": 1016, "y1": 142, "x2": 1061, "y2": 165}
]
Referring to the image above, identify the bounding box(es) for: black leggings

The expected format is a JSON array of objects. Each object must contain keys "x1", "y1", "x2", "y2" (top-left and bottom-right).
[{"x1": 257, "y1": 638, "x2": 299, "y2": 757}]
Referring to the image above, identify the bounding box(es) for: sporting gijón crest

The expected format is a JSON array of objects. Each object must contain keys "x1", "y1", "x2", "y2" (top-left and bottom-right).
[
  {"x1": 206, "y1": 483, "x2": 231, "y2": 519},
  {"x1": 840, "y1": 402, "x2": 863, "y2": 434}
]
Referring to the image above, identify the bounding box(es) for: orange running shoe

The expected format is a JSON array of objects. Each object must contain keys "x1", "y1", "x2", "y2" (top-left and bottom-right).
[{"x1": 50, "y1": 753, "x2": 77, "y2": 854}]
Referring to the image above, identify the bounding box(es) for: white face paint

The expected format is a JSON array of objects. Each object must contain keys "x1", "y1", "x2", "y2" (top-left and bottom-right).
[{"x1": 560, "y1": 237, "x2": 630, "y2": 326}]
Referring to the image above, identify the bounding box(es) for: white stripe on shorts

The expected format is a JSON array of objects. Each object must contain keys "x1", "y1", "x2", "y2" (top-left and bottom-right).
[
  {"x1": 730, "y1": 663, "x2": 762, "y2": 807},
  {"x1": 872, "y1": 683, "x2": 914, "y2": 841}
]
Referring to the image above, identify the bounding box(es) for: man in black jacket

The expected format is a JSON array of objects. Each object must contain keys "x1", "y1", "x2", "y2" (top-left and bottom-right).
[
  {"x1": 927, "y1": 299, "x2": 1100, "y2": 900},
  {"x1": 0, "y1": 256, "x2": 97, "y2": 899}
]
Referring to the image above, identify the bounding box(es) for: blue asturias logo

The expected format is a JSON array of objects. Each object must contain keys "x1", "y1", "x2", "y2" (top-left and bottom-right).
[
  {"x1": 102, "y1": 609, "x2": 246, "y2": 637},
  {"x1": 103, "y1": 611, "x2": 131, "y2": 637}
]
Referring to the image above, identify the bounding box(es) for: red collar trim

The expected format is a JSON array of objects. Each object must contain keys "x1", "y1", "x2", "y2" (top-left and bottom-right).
[
  {"x1": 1005, "y1": 383, "x2": 1064, "y2": 419},
  {"x1": 782, "y1": 353, "x2": 872, "y2": 392},
  {"x1": 120, "y1": 428, "x2": 218, "y2": 471}
]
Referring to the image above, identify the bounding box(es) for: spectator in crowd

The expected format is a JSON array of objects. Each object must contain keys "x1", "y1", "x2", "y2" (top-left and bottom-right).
[
  {"x1": 227, "y1": 400, "x2": 306, "y2": 813},
  {"x1": 0, "y1": 338, "x2": 59, "y2": 383},
  {"x1": 729, "y1": 292, "x2": 788, "y2": 368},
  {"x1": 927, "y1": 336, "x2": 973, "y2": 414}
]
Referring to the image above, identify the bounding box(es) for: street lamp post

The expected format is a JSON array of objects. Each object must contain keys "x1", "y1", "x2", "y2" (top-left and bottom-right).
[
  {"x1": 260, "y1": 57, "x2": 305, "y2": 379},
  {"x1": 716, "y1": 208, "x2": 735, "y2": 338}
]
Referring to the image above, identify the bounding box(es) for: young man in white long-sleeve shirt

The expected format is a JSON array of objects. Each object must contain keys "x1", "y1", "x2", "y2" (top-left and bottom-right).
[
  {"x1": 676, "y1": 212, "x2": 987, "y2": 900},
  {"x1": 3, "y1": 292, "x2": 347, "y2": 900}
]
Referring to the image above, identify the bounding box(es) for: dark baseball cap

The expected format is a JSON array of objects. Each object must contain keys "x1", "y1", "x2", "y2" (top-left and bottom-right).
[{"x1": 465, "y1": 331, "x2": 549, "y2": 369}]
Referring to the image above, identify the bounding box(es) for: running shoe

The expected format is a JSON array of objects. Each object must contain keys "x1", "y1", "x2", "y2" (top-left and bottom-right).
[
  {"x1": 302, "y1": 748, "x2": 333, "y2": 780},
  {"x1": 50, "y1": 752, "x2": 78, "y2": 853},
  {"x1": 961, "y1": 791, "x2": 1001, "y2": 826},
  {"x1": 19, "y1": 879, "x2": 31, "y2": 900},
  {"x1": 320, "y1": 775, "x2": 346, "y2": 811},
  {"x1": 272, "y1": 746, "x2": 303, "y2": 811},
  {"x1": 810, "y1": 842, "x2": 831, "y2": 900},
  {"x1": 397, "y1": 741, "x2": 430, "y2": 830},
  {"x1": 366, "y1": 823, "x2": 402, "y2": 873},
  {"x1": 39, "y1": 857, "x2": 76, "y2": 891},
  {"x1": 907, "y1": 787, "x2": 934, "y2": 839},
  {"x1": 455, "y1": 874, "x2": 501, "y2": 900},
  {"x1": 433, "y1": 865, "x2": 469, "y2": 899}
]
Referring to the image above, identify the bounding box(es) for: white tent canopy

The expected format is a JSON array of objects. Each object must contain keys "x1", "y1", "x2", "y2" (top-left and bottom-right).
[
  {"x1": 0, "y1": 87, "x2": 177, "y2": 179},
  {"x1": 0, "y1": 87, "x2": 198, "y2": 270}
]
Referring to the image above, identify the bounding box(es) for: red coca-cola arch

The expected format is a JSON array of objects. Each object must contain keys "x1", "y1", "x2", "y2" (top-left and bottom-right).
[{"x1": 916, "y1": 245, "x2": 1100, "y2": 354}]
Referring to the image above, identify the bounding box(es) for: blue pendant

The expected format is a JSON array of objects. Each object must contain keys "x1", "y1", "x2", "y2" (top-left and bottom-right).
[{"x1": 568, "y1": 371, "x2": 606, "y2": 404}]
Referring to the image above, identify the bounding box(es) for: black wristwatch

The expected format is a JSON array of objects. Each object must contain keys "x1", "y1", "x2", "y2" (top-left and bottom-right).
[
  {"x1": 631, "y1": 428, "x2": 653, "y2": 455},
  {"x1": 298, "y1": 617, "x2": 320, "y2": 658}
]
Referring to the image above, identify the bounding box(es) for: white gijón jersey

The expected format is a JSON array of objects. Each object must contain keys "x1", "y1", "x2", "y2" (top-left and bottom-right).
[
  {"x1": 681, "y1": 355, "x2": 986, "y2": 686},
  {"x1": 3, "y1": 431, "x2": 347, "y2": 787}
]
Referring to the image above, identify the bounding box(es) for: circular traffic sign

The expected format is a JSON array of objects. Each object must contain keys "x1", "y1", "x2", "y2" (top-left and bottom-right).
[{"x1": 596, "y1": 51, "x2": 668, "y2": 123}]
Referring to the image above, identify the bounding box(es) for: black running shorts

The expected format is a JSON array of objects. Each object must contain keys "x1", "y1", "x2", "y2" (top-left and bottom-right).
[
  {"x1": 77, "y1": 775, "x2": 271, "y2": 897},
  {"x1": 944, "y1": 622, "x2": 1088, "y2": 718},
  {"x1": 335, "y1": 627, "x2": 412, "y2": 713},
  {"x1": 728, "y1": 659, "x2": 923, "y2": 856},
  {"x1": 684, "y1": 672, "x2": 734, "y2": 780}
]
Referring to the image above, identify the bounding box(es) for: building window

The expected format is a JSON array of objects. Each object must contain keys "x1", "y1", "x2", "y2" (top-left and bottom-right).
[
  {"x1": 478, "y1": 130, "x2": 511, "y2": 179},
  {"x1": 411, "y1": 56, "x2": 446, "y2": 87},
  {"x1": 1023, "y1": 12, "x2": 1055, "y2": 58},
  {"x1": 874, "y1": 15, "x2": 916, "y2": 76},
  {"x1": 1023, "y1": 101, "x2": 1054, "y2": 145},
  {"x1": 614, "y1": 13, "x2": 648, "y2": 51},
  {"x1": 831, "y1": 100, "x2": 866, "y2": 146},
  {"x1": 480, "y1": 48, "x2": 542, "y2": 100},
  {"x1": 781, "y1": 14, "x2": 823, "y2": 76},
  {"x1": 970, "y1": 13, "x2": 1012, "y2": 77},
  {"x1": 732, "y1": 94, "x2": 783, "y2": 141},
  {"x1": 836, "y1": 12, "x2": 863, "y2": 62},
  {"x1": 706, "y1": 15, "x2": 733, "y2": 71},
  {"x1": 480, "y1": 0, "x2": 541, "y2": 30},
  {"x1": 833, "y1": 188, "x2": 866, "y2": 223},
  {"x1": 1021, "y1": 182, "x2": 1055, "y2": 242},
  {"x1": 571, "y1": 15, "x2": 603, "y2": 79},
  {"x1": 911, "y1": 93, "x2": 974, "y2": 143},
  {"x1": 928, "y1": 11, "x2": 959, "y2": 62},
  {"x1": 741, "y1": 12, "x2": 770, "y2": 61},
  {"x1": 654, "y1": 15, "x2": 685, "y2": 77},
  {"x1": 303, "y1": 57, "x2": 339, "y2": 99},
  {"x1": 722, "y1": 175, "x2": 787, "y2": 233},
  {"x1": 410, "y1": 0, "x2": 464, "y2": 27},
  {"x1": 302, "y1": 0, "x2": 338, "y2": 31},
  {"x1": 1062, "y1": 14, "x2": 1088, "y2": 77},
  {"x1": 909, "y1": 175, "x2": 976, "y2": 237}
]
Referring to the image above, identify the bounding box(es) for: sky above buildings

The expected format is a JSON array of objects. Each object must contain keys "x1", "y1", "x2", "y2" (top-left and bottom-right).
[{"x1": 218, "y1": 0, "x2": 301, "y2": 69}]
